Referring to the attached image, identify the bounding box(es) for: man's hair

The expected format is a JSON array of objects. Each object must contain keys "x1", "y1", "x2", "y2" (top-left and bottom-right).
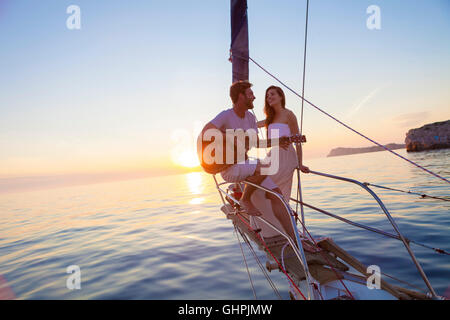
[{"x1": 230, "y1": 80, "x2": 253, "y2": 104}]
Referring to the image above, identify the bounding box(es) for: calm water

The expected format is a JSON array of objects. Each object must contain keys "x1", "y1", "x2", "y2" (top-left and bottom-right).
[{"x1": 0, "y1": 149, "x2": 449, "y2": 299}]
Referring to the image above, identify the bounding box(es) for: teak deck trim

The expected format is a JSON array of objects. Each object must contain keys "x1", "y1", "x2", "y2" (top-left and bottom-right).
[{"x1": 222, "y1": 204, "x2": 429, "y2": 300}]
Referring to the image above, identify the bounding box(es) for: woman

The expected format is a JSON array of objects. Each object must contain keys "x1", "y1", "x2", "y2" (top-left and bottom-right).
[
  {"x1": 252, "y1": 85, "x2": 309, "y2": 241},
  {"x1": 259, "y1": 86, "x2": 309, "y2": 197}
]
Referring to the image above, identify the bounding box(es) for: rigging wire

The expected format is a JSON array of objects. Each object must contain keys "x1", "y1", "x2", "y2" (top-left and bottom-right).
[
  {"x1": 281, "y1": 242, "x2": 299, "y2": 300},
  {"x1": 236, "y1": 202, "x2": 354, "y2": 299},
  {"x1": 232, "y1": 53, "x2": 450, "y2": 185},
  {"x1": 280, "y1": 241, "x2": 325, "y2": 300},
  {"x1": 363, "y1": 182, "x2": 450, "y2": 202},
  {"x1": 237, "y1": 227, "x2": 283, "y2": 299},
  {"x1": 228, "y1": 0, "x2": 448, "y2": 300},
  {"x1": 291, "y1": 213, "x2": 356, "y2": 299},
  {"x1": 380, "y1": 271, "x2": 428, "y2": 295},
  {"x1": 292, "y1": 198, "x2": 450, "y2": 256},
  {"x1": 234, "y1": 213, "x2": 308, "y2": 300},
  {"x1": 296, "y1": 0, "x2": 309, "y2": 235},
  {"x1": 234, "y1": 224, "x2": 257, "y2": 299}
]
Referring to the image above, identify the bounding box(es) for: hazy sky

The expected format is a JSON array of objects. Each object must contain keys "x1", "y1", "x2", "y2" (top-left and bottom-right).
[{"x1": 0, "y1": 0, "x2": 449, "y2": 180}]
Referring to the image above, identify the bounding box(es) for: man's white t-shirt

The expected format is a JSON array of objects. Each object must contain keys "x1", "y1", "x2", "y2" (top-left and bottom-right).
[
  {"x1": 207, "y1": 108, "x2": 278, "y2": 190},
  {"x1": 208, "y1": 108, "x2": 258, "y2": 182},
  {"x1": 210, "y1": 108, "x2": 258, "y2": 133}
]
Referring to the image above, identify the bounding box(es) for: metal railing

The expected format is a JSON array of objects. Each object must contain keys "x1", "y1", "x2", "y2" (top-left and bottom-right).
[
  {"x1": 213, "y1": 168, "x2": 440, "y2": 299},
  {"x1": 213, "y1": 175, "x2": 315, "y2": 300},
  {"x1": 298, "y1": 169, "x2": 438, "y2": 298}
]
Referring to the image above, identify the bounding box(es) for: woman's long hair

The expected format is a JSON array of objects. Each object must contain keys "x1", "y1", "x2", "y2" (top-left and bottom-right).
[{"x1": 264, "y1": 86, "x2": 286, "y2": 137}]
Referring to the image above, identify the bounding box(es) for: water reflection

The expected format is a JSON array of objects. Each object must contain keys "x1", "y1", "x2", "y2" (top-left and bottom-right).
[
  {"x1": 189, "y1": 197, "x2": 205, "y2": 205},
  {"x1": 1, "y1": 149, "x2": 448, "y2": 299},
  {"x1": 186, "y1": 172, "x2": 204, "y2": 195}
]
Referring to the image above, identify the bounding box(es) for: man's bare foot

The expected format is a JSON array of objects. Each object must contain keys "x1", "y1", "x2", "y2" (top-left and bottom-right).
[{"x1": 239, "y1": 199, "x2": 261, "y2": 216}]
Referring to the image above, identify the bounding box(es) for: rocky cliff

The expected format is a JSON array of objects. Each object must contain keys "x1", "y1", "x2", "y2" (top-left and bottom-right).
[
  {"x1": 327, "y1": 143, "x2": 405, "y2": 157},
  {"x1": 405, "y1": 120, "x2": 450, "y2": 152}
]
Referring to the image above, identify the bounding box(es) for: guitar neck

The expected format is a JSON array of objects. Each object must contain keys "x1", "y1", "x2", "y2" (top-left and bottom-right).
[{"x1": 259, "y1": 134, "x2": 301, "y2": 146}]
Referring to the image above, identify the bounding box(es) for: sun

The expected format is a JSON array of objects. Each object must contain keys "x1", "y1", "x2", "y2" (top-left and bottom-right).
[{"x1": 174, "y1": 150, "x2": 200, "y2": 168}]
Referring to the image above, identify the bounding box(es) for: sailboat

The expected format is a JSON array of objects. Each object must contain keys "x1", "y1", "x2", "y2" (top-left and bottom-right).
[{"x1": 201, "y1": 0, "x2": 448, "y2": 300}]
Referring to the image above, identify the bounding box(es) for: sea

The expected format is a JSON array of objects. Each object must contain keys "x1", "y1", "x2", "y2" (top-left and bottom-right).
[{"x1": 0, "y1": 149, "x2": 449, "y2": 299}]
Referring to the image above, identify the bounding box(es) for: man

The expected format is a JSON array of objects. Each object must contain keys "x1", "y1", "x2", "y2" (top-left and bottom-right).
[{"x1": 198, "y1": 81, "x2": 297, "y2": 241}]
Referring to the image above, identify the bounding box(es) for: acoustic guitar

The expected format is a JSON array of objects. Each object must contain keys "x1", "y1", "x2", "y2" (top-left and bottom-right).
[{"x1": 197, "y1": 130, "x2": 306, "y2": 174}]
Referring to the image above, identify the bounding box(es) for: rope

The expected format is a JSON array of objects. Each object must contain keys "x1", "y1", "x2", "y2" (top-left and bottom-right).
[
  {"x1": 294, "y1": 217, "x2": 355, "y2": 300},
  {"x1": 236, "y1": 205, "x2": 354, "y2": 299},
  {"x1": 235, "y1": 213, "x2": 308, "y2": 300},
  {"x1": 234, "y1": 224, "x2": 257, "y2": 299},
  {"x1": 296, "y1": 166, "x2": 306, "y2": 235},
  {"x1": 281, "y1": 242, "x2": 299, "y2": 300},
  {"x1": 233, "y1": 179, "x2": 354, "y2": 298},
  {"x1": 363, "y1": 182, "x2": 450, "y2": 202},
  {"x1": 240, "y1": 55, "x2": 450, "y2": 184},
  {"x1": 280, "y1": 240, "x2": 325, "y2": 300},
  {"x1": 295, "y1": 0, "x2": 310, "y2": 236},
  {"x1": 276, "y1": 196, "x2": 355, "y2": 299},
  {"x1": 294, "y1": 198, "x2": 450, "y2": 256},
  {"x1": 380, "y1": 271, "x2": 427, "y2": 295},
  {"x1": 239, "y1": 228, "x2": 283, "y2": 299}
]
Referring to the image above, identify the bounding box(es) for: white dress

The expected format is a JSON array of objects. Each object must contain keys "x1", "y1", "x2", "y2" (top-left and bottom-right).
[
  {"x1": 266, "y1": 123, "x2": 299, "y2": 200},
  {"x1": 250, "y1": 123, "x2": 299, "y2": 238}
]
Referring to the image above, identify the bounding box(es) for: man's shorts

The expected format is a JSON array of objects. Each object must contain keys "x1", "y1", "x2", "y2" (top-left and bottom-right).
[
  {"x1": 221, "y1": 160, "x2": 277, "y2": 190},
  {"x1": 221, "y1": 160, "x2": 257, "y2": 183}
]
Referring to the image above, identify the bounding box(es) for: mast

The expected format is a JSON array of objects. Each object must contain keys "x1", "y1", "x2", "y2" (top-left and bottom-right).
[{"x1": 230, "y1": 0, "x2": 249, "y2": 82}]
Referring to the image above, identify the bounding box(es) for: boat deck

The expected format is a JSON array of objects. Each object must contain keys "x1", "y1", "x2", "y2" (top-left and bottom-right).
[{"x1": 221, "y1": 203, "x2": 430, "y2": 300}]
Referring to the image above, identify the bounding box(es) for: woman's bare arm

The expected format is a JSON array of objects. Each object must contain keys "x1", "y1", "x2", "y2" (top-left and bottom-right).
[{"x1": 287, "y1": 110, "x2": 309, "y2": 173}]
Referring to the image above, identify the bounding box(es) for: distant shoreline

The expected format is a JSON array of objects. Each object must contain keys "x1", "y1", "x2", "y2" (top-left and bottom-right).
[{"x1": 327, "y1": 143, "x2": 405, "y2": 158}]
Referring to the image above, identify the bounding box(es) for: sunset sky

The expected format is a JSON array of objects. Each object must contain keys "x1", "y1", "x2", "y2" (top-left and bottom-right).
[{"x1": 0, "y1": 0, "x2": 449, "y2": 184}]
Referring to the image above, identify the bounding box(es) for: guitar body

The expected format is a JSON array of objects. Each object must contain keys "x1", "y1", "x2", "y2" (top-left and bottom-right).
[
  {"x1": 197, "y1": 131, "x2": 247, "y2": 174},
  {"x1": 197, "y1": 127, "x2": 306, "y2": 175}
]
